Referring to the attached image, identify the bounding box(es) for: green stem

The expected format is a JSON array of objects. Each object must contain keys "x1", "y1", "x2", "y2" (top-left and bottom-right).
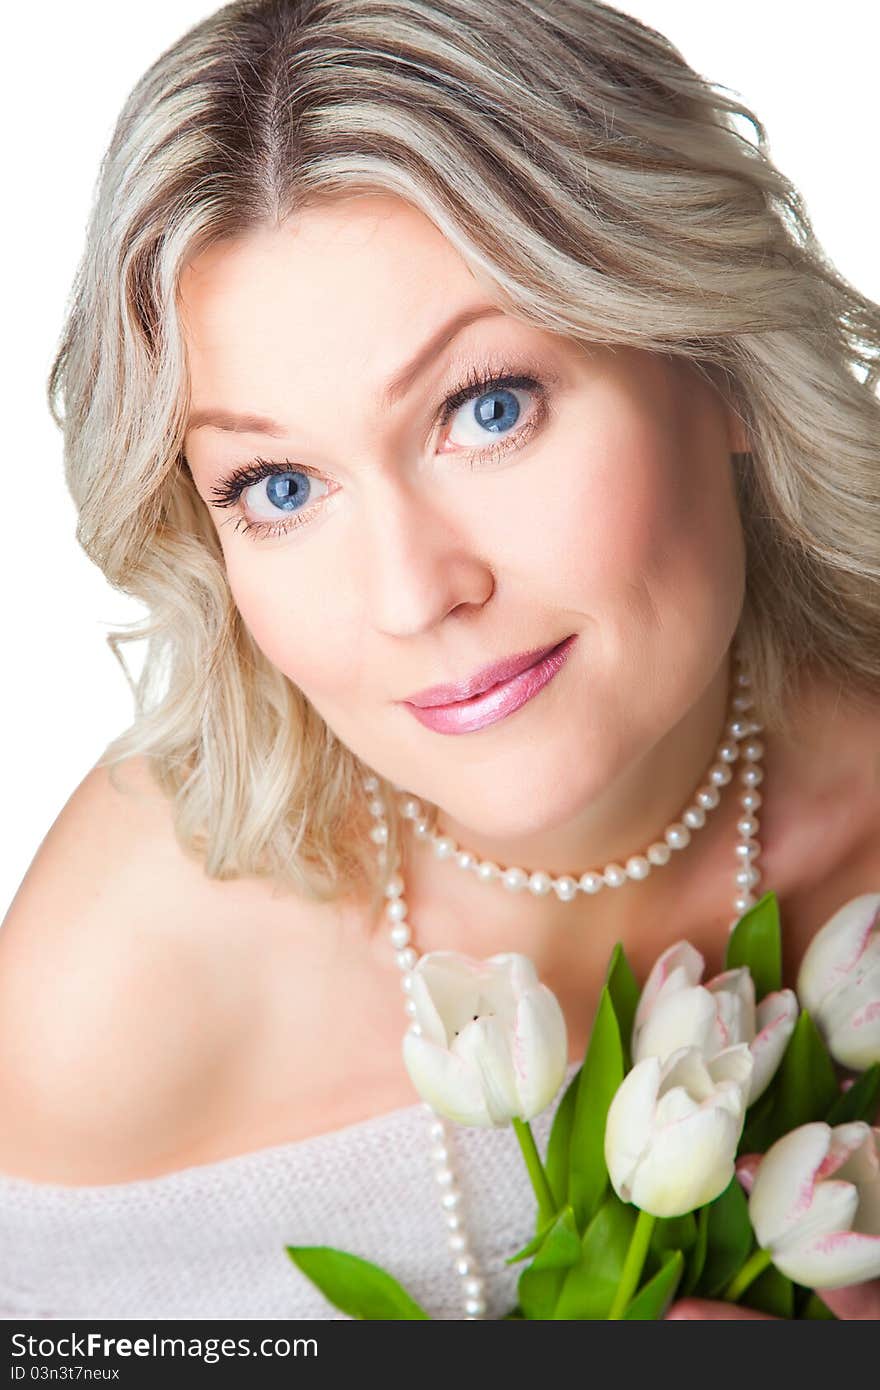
[
  {"x1": 608, "y1": 1208, "x2": 657, "y2": 1319},
  {"x1": 511, "y1": 1117, "x2": 557, "y2": 1226},
  {"x1": 722, "y1": 1247, "x2": 773, "y2": 1303}
]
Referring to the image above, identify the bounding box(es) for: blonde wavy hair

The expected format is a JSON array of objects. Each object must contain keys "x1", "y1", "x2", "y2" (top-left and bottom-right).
[{"x1": 47, "y1": 0, "x2": 880, "y2": 922}]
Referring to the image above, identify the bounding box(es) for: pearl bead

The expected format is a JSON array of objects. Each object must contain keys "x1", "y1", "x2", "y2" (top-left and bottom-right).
[
  {"x1": 741, "y1": 765, "x2": 763, "y2": 786},
  {"x1": 735, "y1": 838, "x2": 760, "y2": 860},
  {"x1": 742, "y1": 739, "x2": 764, "y2": 761},
  {"x1": 734, "y1": 893, "x2": 755, "y2": 913},
  {"x1": 553, "y1": 875, "x2": 580, "y2": 900},
  {"x1": 401, "y1": 972, "x2": 414, "y2": 993},
  {"x1": 384, "y1": 873, "x2": 404, "y2": 898},
  {"x1": 369, "y1": 823, "x2": 389, "y2": 844},
  {"x1": 476, "y1": 860, "x2": 501, "y2": 881},
  {"x1": 456, "y1": 850, "x2": 477, "y2": 870},
  {"x1": 625, "y1": 855, "x2": 651, "y2": 880},
  {"x1": 414, "y1": 818, "x2": 431, "y2": 837},
  {"x1": 389, "y1": 922, "x2": 411, "y2": 949},
  {"x1": 434, "y1": 1167, "x2": 455, "y2": 1188},
  {"x1": 396, "y1": 947, "x2": 417, "y2": 971},
  {"x1": 440, "y1": 1190, "x2": 461, "y2": 1210},
  {"x1": 603, "y1": 864, "x2": 627, "y2": 887},
  {"x1": 465, "y1": 1297, "x2": 487, "y2": 1316},
  {"x1": 430, "y1": 1144, "x2": 449, "y2": 1164},
  {"x1": 665, "y1": 823, "x2": 691, "y2": 850},
  {"x1": 433, "y1": 835, "x2": 457, "y2": 859},
  {"x1": 740, "y1": 790, "x2": 763, "y2": 813},
  {"x1": 445, "y1": 1211, "x2": 462, "y2": 1230},
  {"x1": 399, "y1": 796, "x2": 421, "y2": 818},
  {"x1": 708, "y1": 763, "x2": 733, "y2": 786},
  {"x1": 696, "y1": 785, "x2": 721, "y2": 809},
  {"x1": 448, "y1": 1232, "x2": 467, "y2": 1252},
  {"x1": 362, "y1": 774, "x2": 379, "y2": 793},
  {"x1": 737, "y1": 815, "x2": 759, "y2": 837},
  {"x1": 463, "y1": 1276, "x2": 484, "y2": 1298},
  {"x1": 528, "y1": 871, "x2": 553, "y2": 895},
  {"x1": 718, "y1": 740, "x2": 739, "y2": 763},
  {"x1": 404, "y1": 997, "x2": 418, "y2": 1017},
  {"x1": 502, "y1": 867, "x2": 528, "y2": 891},
  {"x1": 579, "y1": 871, "x2": 604, "y2": 893},
  {"x1": 735, "y1": 671, "x2": 751, "y2": 687},
  {"x1": 429, "y1": 1121, "x2": 445, "y2": 1141},
  {"x1": 368, "y1": 797, "x2": 385, "y2": 818},
  {"x1": 647, "y1": 841, "x2": 671, "y2": 865},
  {"x1": 732, "y1": 692, "x2": 754, "y2": 711},
  {"x1": 735, "y1": 865, "x2": 760, "y2": 888},
  {"x1": 455, "y1": 1256, "x2": 474, "y2": 1277},
  {"x1": 727, "y1": 718, "x2": 751, "y2": 740},
  {"x1": 386, "y1": 897, "x2": 408, "y2": 922},
  {"x1": 682, "y1": 805, "x2": 706, "y2": 829}
]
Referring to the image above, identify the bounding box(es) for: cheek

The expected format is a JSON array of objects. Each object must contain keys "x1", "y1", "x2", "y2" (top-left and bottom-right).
[{"x1": 222, "y1": 549, "x2": 358, "y2": 692}]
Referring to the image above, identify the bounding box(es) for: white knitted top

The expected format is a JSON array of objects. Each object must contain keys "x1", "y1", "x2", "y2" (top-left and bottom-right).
[{"x1": 0, "y1": 1059, "x2": 579, "y2": 1322}]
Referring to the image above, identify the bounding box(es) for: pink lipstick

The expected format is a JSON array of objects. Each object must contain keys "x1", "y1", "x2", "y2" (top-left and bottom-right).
[{"x1": 401, "y1": 634, "x2": 577, "y2": 735}]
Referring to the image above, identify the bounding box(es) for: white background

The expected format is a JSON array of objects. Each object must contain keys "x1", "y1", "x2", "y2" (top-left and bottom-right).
[{"x1": 3, "y1": 2, "x2": 878, "y2": 915}]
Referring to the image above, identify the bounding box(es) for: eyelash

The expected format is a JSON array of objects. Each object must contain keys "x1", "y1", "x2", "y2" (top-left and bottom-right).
[{"x1": 207, "y1": 357, "x2": 552, "y2": 541}]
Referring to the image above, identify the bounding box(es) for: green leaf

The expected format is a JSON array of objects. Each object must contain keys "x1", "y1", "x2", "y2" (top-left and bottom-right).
[
  {"x1": 517, "y1": 1206, "x2": 583, "y2": 1319},
  {"x1": 742, "y1": 1264, "x2": 794, "y2": 1318},
  {"x1": 681, "y1": 1203, "x2": 710, "y2": 1296},
  {"x1": 622, "y1": 1250, "x2": 685, "y2": 1320},
  {"x1": 739, "y1": 1078, "x2": 779, "y2": 1153},
  {"x1": 604, "y1": 942, "x2": 640, "y2": 1070},
  {"x1": 825, "y1": 1064, "x2": 880, "y2": 1125},
  {"x1": 698, "y1": 1177, "x2": 754, "y2": 1299},
  {"x1": 724, "y1": 890, "x2": 782, "y2": 999},
  {"x1": 543, "y1": 1064, "x2": 581, "y2": 1215},
  {"x1": 567, "y1": 988, "x2": 625, "y2": 1230},
  {"x1": 649, "y1": 1212, "x2": 697, "y2": 1264},
  {"x1": 551, "y1": 1192, "x2": 637, "y2": 1319},
  {"x1": 768, "y1": 1010, "x2": 839, "y2": 1139},
  {"x1": 285, "y1": 1246, "x2": 430, "y2": 1319},
  {"x1": 800, "y1": 1291, "x2": 837, "y2": 1320},
  {"x1": 507, "y1": 1205, "x2": 581, "y2": 1269}
]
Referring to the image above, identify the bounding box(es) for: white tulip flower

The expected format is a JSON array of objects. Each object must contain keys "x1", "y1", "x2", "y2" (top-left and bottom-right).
[
  {"x1": 797, "y1": 893, "x2": 880, "y2": 1070},
  {"x1": 604, "y1": 1043, "x2": 753, "y2": 1218},
  {"x1": 401, "y1": 950, "x2": 568, "y2": 1127},
  {"x1": 632, "y1": 941, "x2": 798, "y2": 1104},
  {"x1": 749, "y1": 1121, "x2": 880, "y2": 1288}
]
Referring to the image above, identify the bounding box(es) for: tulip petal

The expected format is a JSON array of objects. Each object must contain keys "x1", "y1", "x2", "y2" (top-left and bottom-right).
[
  {"x1": 633, "y1": 942, "x2": 705, "y2": 1036},
  {"x1": 796, "y1": 894, "x2": 880, "y2": 1014},
  {"x1": 816, "y1": 958, "x2": 880, "y2": 1070},
  {"x1": 748, "y1": 1123, "x2": 833, "y2": 1248},
  {"x1": 629, "y1": 1100, "x2": 742, "y2": 1217},
  {"x1": 748, "y1": 989, "x2": 799, "y2": 1103},
  {"x1": 772, "y1": 1229, "x2": 880, "y2": 1289},
  {"x1": 511, "y1": 984, "x2": 569, "y2": 1120},
  {"x1": 450, "y1": 1013, "x2": 521, "y2": 1125},
  {"x1": 604, "y1": 1055, "x2": 662, "y2": 1199},
  {"x1": 414, "y1": 953, "x2": 483, "y2": 1039},
  {"x1": 406, "y1": 970, "x2": 449, "y2": 1047},
  {"x1": 632, "y1": 985, "x2": 718, "y2": 1065},
  {"x1": 401, "y1": 1030, "x2": 492, "y2": 1126}
]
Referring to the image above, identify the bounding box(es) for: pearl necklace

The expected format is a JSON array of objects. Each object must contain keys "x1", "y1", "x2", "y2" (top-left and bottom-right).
[{"x1": 362, "y1": 647, "x2": 765, "y2": 1318}]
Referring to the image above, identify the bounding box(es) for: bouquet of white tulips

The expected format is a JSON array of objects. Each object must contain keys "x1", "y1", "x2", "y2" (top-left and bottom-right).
[{"x1": 286, "y1": 890, "x2": 880, "y2": 1319}]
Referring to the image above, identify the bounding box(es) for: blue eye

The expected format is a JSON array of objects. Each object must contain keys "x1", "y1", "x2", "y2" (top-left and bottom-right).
[{"x1": 206, "y1": 361, "x2": 551, "y2": 541}]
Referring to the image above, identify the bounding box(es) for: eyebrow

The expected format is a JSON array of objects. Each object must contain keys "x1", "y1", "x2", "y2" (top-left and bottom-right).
[{"x1": 186, "y1": 302, "x2": 505, "y2": 436}]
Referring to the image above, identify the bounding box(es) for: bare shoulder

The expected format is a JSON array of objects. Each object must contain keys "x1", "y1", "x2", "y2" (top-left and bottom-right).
[{"x1": 0, "y1": 754, "x2": 321, "y2": 1183}]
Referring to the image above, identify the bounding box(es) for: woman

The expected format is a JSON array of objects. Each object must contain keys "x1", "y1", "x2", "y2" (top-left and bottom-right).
[{"x1": 1, "y1": 0, "x2": 878, "y2": 1320}]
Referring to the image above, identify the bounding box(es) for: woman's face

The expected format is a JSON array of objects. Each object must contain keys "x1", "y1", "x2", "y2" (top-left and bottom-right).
[{"x1": 180, "y1": 194, "x2": 748, "y2": 842}]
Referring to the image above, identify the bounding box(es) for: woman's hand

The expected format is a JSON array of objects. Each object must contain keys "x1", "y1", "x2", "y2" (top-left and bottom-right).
[{"x1": 666, "y1": 1278, "x2": 880, "y2": 1319}]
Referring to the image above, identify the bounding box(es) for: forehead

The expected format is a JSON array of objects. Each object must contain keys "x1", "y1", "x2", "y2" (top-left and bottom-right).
[{"x1": 178, "y1": 194, "x2": 485, "y2": 358}]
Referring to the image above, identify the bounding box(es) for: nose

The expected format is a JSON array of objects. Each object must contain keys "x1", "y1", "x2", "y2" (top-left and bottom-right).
[{"x1": 356, "y1": 471, "x2": 495, "y2": 638}]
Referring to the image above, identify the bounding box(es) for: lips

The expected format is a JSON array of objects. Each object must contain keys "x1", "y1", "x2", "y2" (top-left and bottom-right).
[{"x1": 402, "y1": 637, "x2": 573, "y2": 709}]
